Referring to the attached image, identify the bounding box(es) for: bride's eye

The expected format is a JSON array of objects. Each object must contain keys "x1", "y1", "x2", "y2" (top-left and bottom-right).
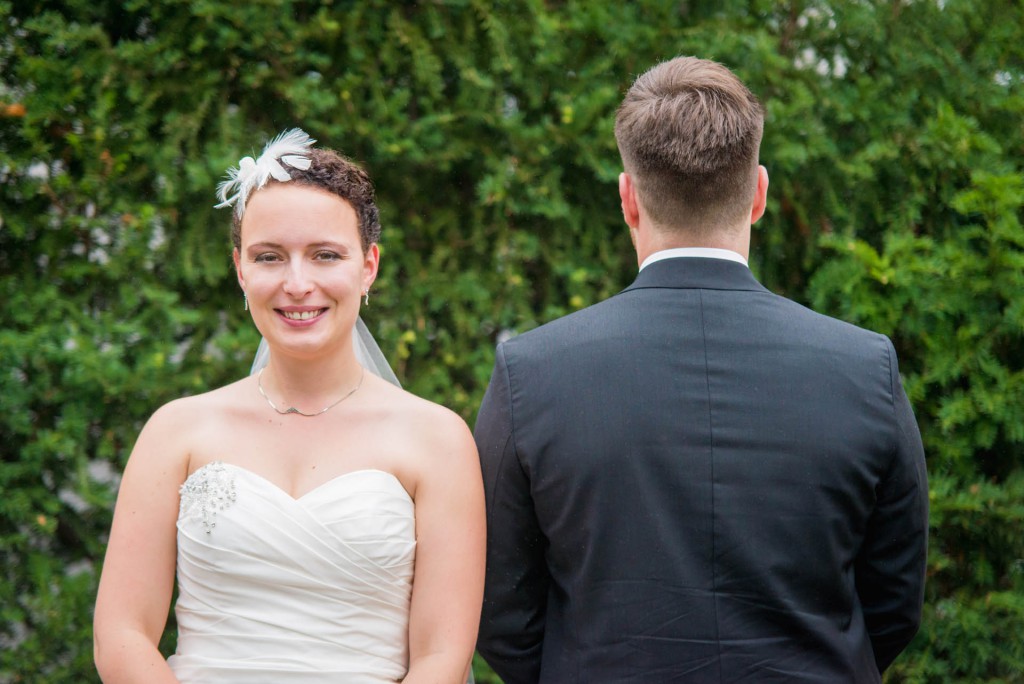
[
  {"x1": 314, "y1": 250, "x2": 343, "y2": 261},
  {"x1": 254, "y1": 252, "x2": 282, "y2": 263}
]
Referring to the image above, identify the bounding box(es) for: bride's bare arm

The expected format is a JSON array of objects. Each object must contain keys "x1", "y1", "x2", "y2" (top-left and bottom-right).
[
  {"x1": 403, "y1": 407, "x2": 486, "y2": 684},
  {"x1": 94, "y1": 401, "x2": 190, "y2": 684}
]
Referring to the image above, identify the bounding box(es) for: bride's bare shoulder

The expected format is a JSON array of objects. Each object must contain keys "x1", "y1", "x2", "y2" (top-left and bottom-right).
[
  {"x1": 368, "y1": 378, "x2": 475, "y2": 463},
  {"x1": 367, "y1": 381, "x2": 480, "y2": 503},
  {"x1": 371, "y1": 378, "x2": 466, "y2": 431},
  {"x1": 125, "y1": 377, "x2": 255, "y2": 478},
  {"x1": 143, "y1": 376, "x2": 253, "y2": 437}
]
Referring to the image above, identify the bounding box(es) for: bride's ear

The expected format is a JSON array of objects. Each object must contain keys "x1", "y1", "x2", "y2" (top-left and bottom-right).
[
  {"x1": 233, "y1": 248, "x2": 246, "y2": 290},
  {"x1": 362, "y1": 243, "x2": 380, "y2": 292}
]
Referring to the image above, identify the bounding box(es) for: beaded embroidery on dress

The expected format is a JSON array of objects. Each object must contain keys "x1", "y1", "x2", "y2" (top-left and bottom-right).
[
  {"x1": 168, "y1": 462, "x2": 416, "y2": 684},
  {"x1": 178, "y1": 461, "x2": 237, "y2": 534}
]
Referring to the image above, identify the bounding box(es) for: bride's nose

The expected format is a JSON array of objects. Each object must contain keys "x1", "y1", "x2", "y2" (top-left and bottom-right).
[{"x1": 282, "y1": 261, "x2": 314, "y2": 297}]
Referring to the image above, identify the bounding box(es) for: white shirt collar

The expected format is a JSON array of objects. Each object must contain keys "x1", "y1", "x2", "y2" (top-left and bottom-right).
[{"x1": 639, "y1": 247, "x2": 748, "y2": 271}]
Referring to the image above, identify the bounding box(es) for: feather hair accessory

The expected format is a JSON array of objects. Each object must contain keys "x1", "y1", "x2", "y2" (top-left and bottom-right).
[{"x1": 214, "y1": 128, "x2": 316, "y2": 218}]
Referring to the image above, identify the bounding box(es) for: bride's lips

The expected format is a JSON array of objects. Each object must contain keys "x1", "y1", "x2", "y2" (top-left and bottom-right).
[{"x1": 275, "y1": 307, "x2": 328, "y2": 327}]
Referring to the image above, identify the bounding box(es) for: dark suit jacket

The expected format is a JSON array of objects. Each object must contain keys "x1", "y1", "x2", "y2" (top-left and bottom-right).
[{"x1": 474, "y1": 257, "x2": 928, "y2": 683}]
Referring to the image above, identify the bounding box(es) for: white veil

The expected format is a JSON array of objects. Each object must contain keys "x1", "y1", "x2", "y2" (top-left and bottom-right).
[{"x1": 249, "y1": 317, "x2": 401, "y2": 387}]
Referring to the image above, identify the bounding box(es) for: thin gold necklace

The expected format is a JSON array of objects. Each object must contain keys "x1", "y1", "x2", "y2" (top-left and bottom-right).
[{"x1": 257, "y1": 367, "x2": 364, "y2": 417}]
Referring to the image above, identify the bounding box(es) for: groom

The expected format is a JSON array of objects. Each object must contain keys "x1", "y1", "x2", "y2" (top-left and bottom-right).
[{"x1": 474, "y1": 56, "x2": 928, "y2": 683}]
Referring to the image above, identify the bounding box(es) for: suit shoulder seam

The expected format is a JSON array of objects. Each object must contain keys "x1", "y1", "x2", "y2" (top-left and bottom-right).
[{"x1": 496, "y1": 344, "x2": 525, "y2": 472}]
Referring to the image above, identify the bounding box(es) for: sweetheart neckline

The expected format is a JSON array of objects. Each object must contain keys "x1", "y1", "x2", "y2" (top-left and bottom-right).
[{"x1": 186, "y1": 461, "x2": 413, "y2": 504}]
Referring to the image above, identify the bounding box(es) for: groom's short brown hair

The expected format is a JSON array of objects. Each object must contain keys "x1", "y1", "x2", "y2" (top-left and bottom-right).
[{"x1": 614, "y1": 56, "x2": 764, "y2": 236}]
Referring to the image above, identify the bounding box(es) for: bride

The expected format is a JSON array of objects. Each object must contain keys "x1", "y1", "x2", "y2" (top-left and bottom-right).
[{"x1": 93, "y1": 130, "x2": 485, "y2": 683}]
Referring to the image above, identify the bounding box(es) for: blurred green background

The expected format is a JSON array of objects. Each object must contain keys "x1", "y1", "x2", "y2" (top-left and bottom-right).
[{"x1": 1, "y1": 1, "x2": 1022, "y2": 681}]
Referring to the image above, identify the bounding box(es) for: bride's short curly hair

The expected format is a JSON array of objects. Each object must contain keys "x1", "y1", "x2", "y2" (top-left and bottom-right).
[{"x1": 231, "y1": 148, "x2": 381, "y2": 252}]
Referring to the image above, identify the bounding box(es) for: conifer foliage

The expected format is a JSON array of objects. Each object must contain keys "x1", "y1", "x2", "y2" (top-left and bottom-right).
[{"x1": 1, "y1": 1, "x2": 1021, "y2": 681}]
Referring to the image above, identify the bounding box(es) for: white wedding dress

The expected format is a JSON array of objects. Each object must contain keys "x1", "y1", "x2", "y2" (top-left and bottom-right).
[{"x1": 167, "y1": 461, "x2": 416, "y2": 683}]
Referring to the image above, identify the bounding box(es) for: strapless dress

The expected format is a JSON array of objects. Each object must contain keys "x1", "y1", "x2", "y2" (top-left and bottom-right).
[{"x1": 166, "y1": 461, "x2": 415, "y2": 683}]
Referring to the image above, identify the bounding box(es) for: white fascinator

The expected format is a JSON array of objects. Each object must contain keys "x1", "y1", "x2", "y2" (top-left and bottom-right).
[{"x1": 215, "y1": 128, "x2": 316, "y2": 218}]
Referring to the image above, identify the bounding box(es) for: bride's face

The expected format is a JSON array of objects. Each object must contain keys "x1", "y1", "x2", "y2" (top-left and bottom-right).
[{"x1": 233, "y1": 183, "x2": 378, "y2": 362}]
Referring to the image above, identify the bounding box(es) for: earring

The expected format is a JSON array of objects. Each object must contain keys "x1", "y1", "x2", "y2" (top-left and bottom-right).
[
  {"x1": 243, "y1": 293, "x2": 248, "y2": 311},
  {"x1": 362, "y1": 289, "x2": 370, "y2": 306}
]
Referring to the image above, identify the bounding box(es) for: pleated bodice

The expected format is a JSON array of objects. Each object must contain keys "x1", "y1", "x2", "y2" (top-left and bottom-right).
[{"x1": 167, "y1": 461, "x2": 416, "y2": 683}]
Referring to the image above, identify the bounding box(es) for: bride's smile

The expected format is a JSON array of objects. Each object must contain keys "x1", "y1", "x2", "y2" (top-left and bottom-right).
[{"x1": 278, "y1": 306, "x2": 329, "y2": 324}]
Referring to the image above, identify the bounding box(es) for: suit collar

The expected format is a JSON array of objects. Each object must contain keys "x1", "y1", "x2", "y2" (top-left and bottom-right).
[
  {"x1": 640, "y1": 247, "x2": 748, "y2": 270},
  {"x1": 623, "y1": 256, "x2": 769, "y2": 294}
]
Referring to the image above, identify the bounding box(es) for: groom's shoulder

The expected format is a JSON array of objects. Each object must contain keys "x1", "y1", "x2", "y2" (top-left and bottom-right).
[
  {"x1": 759, "y1": 293, "x2": 900, "y2": 378},
  {"x1": 499, "y1": 295, "x2": 625, "y2": 357},
  {"x1": 773, "y1": 293, "x2": 890, "y2": 344}
]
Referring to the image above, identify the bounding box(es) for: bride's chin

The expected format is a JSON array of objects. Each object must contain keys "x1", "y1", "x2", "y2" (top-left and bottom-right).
[{"x1": 263, "y1": 332, "x2": 353, "y2": 360}]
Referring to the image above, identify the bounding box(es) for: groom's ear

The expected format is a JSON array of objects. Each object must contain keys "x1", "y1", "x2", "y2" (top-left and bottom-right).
[
  {"x1": 750, "y1": 165, "x2": 769, "y2": 225},
  {"x1": 619, "y1": 172, "x2": 641, "y2": 230}
]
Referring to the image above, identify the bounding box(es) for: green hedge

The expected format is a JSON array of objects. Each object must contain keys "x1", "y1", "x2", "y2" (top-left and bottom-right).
[{"x1": 1, "y1": 1, "x2": 1021, "y2": 682}]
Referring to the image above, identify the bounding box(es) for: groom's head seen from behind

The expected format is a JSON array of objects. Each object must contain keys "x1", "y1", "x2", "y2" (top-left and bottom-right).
[{"x1": 614, "y1": 56, "x2": 769, "y2": 263}]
